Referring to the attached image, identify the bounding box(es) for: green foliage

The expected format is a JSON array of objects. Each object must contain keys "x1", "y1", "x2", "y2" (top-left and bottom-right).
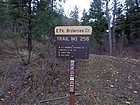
[
  {"x1": 69, "y1": 5, "x2": 79, "y2": 25},
  {"x1": 32, "y1": 0, "x2": 64, "y2": 39},
  {"x1": 80, "y1": 0, "x2": 140, "y2": 47},
  {"x1": 115, "y1": 4, "x2": 126, "y2": 38},
  {"x1": 0, "y1": 0, "x2": 65, "y2": 63},
  {"x1": 88, "y1": 0, "x2": 107, "y2": 45},
  {"x1": 33, "y1": 47, "x2": 47, "y2": 58},
  {"x1": 127, "y1": 7, "x2": 140, "y2": 40},
  {"x1": 0, "y1": 1, "x2": 6, "y2": 36},
  {"x1": 0, "y1": 0, "x2": 64, "y2": 39},
  {"x1": 81, "y1": 9, "x2": 89, "y2": 26},
  {"x1": 90, "y1": 34, "x2": 98, "y2": 46},
  {"x1": 115, "y1": 0, "x2": 140, "y2": 44}
]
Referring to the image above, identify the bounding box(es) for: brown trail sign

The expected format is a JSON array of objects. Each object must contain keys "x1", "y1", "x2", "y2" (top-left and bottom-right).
[
  {"x1": 55, "y1": 26, "x2": 92, "y2": 105},
  {"x1": 55, "y1": 26, "x2": 92, "y2": 59}
]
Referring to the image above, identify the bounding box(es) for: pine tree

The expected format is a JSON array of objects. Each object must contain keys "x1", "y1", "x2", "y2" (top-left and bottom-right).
[
  {"x1": 0, "y1": 0, "x2": 65, "y2": 64},
  {"x1": 126, "y1": 0, "x2": 140, "y2": 42},
  {"x1": 81, "y1": 9, "x2": 89, "y2": 25},
  {"x1": 88, "y1": 0, "x2": 107, "y2": 45},
  {"x1": 69, "y1": 5, "x2": 79, "y2": 25}
]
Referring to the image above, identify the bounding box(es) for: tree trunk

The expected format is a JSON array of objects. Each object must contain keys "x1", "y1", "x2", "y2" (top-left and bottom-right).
[
  {"x1": 112, "y1": 0, "x2": 117, "y2": 51},
  {"x1": 51, "y1": 0, "x2": 53, "y2": 12},
  {"x1": 27, "y1": 0, "x2": 32, "y2": 64},
  {"x1": 135, "y1": 0, "x2": 139, "y2": 8},
  {"x1": 106, "y1": 0, "x2": 112, "y2": 55}
]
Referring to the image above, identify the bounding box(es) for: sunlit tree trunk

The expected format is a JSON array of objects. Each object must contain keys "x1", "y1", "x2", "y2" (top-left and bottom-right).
[
  {"x1": 112, "y1": 0, "x2": 117, "y2": 51},
  {"x1": 106, "y1": 0, "x2": 112, "y2": 55}
]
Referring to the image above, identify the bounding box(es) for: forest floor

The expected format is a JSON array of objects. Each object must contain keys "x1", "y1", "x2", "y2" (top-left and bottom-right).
[{"x1": 0, "y1": 39, "x2": 140, "y2": 105}]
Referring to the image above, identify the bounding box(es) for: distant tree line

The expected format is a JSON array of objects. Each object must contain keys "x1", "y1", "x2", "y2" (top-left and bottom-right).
[
  {"x1": 0, "y1": 0, "x2": 65, "y2": 64},
  {"x1": 0, "y1": 0, "x2": 139, "y2": 61},
  {"x1": 81, "y1": 0, "x2": 140, "y2": 55}
]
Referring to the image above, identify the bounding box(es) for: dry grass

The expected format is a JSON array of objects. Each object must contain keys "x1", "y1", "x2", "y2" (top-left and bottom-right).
[
  {"x1": 75, "y1": 55, "x2": 140, "y2": 105},
  {"x1": 0, "y1": 39, "x2": 140, "y2": 105}
]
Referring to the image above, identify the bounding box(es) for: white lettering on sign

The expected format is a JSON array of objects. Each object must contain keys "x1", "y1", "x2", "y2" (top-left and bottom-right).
[
  {"x1": 71, "y1": 37, "x2": 78, "y2": 42},
  {"x1": 80, "y1": 36, "x2": 89, "y2": 41},
  {"x1": 56, "y1": 36, "x2": 89, "y2": 42},
  {"x1": 57, "y1": 36, "x2": 69, "y2": 41}
]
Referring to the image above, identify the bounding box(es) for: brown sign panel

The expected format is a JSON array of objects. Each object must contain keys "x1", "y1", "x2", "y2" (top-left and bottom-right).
[
  {"x1": 56, "y1": 44, "x2": 89, "y2": 59},
  {"x1": 55, "y1": 26, "x2": 92, "y2": 59}
]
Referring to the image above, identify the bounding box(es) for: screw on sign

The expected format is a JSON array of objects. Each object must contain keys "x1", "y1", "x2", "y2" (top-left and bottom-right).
[{"x1": 55, "y1": 26, "x2": 92, "y2": 105}]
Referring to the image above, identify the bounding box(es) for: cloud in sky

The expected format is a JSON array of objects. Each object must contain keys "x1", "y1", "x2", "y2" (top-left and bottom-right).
[
  {"x1": 62, "y1": 0, "x2": 125, "y2": 20},
  {"x1": 63, "y1": 0, "x2": 92, "y2": 19}
]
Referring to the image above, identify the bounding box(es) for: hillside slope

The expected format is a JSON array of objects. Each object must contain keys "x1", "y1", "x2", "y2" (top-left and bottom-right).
[
  {"x1": 74, "y1": 54, "x2": 140, "y2": 105},
  {"x1": 0, "y1": 39, "x2": 140, "y2": 105}
]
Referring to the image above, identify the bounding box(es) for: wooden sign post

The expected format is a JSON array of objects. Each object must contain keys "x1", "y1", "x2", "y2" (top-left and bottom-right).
[
  {"x1": 55, "y1": 26, "x2": 92, "y2": 105},
  {"x1": 70, "y1": 60, "x2": 75, "y2": 105}
]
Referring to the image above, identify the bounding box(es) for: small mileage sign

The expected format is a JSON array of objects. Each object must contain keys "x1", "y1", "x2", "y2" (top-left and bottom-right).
[{"x1": 55, "y1": 26, "x2": 92, "y2": 59}]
